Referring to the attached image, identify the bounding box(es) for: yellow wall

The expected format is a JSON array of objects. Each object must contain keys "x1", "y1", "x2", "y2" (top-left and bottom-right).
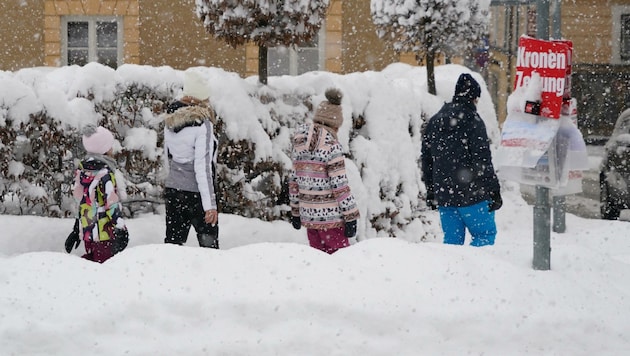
[
  {"x1": 0, "y1": 1, "x2": 43, "y2": 71},
  {"x1": 341, "y1": 0, "x2": 398, "y2": 73},
  {"x1": 563, "y1": 0, "x2": 613, "y2": 64},
  {"x1": 138, "y1": 0, "x2": 245, "y2": 73},
  {"x1": 488, "y1": 51, "x2": 515, "y2": 124}
]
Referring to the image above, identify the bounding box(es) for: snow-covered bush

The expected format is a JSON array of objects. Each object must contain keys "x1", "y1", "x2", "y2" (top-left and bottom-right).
[{"x1": 0, "y1": 63, "x2": 498, "y2": 240}]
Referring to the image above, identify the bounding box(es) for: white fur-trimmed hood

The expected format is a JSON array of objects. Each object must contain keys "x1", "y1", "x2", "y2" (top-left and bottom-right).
[{"x1": 165, "y1": 105, "x2": 215, "y2": 133}]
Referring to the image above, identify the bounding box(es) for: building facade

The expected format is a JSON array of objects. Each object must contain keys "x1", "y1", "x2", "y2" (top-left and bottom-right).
[{"x1": 0, "y1": 1, "x2": 409, "y2": 77}]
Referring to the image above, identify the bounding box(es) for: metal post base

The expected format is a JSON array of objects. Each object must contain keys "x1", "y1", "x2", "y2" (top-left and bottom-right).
[{"x1": 533, "y1": 186, "x2": 551, "y2": 270}]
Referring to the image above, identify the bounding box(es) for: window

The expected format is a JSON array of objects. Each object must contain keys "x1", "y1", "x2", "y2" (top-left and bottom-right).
[
  {"x1": 268, "y1": 30, "x2": 324, "y2": 76},
  {"x1": 612, "y1": 6, "x2": 630, "y2": 63},
  {"x1": 62, "y1": 17, "x2": 122, "y2": 68}
]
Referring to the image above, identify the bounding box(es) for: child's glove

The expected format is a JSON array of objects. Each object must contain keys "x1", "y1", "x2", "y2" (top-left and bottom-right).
[
  {"x1": 113, "y1": 228, "x2": 129, "y2": 254},
  {"x1": 344, "y1": 220, "x2": 357, "y2": 238},
  {"x1": 64, "y1": 219, "x2": 81, "y2": 253},
  {"x1": 291, "y1": 216, "x2": 301, "y2": 230}
]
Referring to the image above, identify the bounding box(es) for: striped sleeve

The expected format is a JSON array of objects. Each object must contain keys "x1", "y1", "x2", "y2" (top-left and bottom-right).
[{"x1": 327, "y1": 142, "x2": 360, "y2": 221}]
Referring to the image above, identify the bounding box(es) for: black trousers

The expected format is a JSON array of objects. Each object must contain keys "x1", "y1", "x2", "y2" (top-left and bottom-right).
[{"x1": 164, "y1": 188, "x2": 219, "y2": 248}]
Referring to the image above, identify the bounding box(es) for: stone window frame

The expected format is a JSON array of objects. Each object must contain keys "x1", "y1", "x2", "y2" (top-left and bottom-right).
[
  {"x1": 44, "y1": 0, "x2": 139, "y2": 67},
  {"x1": 61, "y1": 15, "x2": 123, "y2": 68},
  {"x1": 612, "y1": 5, "x2": 630, "y2": 64},
  {"x1": 267, "y1": 27, "x2": 326, "y2": 76}
]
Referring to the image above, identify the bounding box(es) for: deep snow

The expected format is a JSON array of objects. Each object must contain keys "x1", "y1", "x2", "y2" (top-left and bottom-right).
[
  {"x1": 1, "y1": 59, "x2": 629, "y2": 355},
  {"x1": 1, "y1": 186, "x2": 630, "y2": 355}
]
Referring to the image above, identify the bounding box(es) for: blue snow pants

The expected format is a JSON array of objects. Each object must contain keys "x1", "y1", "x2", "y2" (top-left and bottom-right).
[{"x1": 438, "y1": 200, "x2": 496, "y2": 247}]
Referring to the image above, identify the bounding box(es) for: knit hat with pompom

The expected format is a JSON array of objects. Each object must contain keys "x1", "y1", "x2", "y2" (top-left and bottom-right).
[
  {"x1": 313, "y1": 88, "x2": 344, "y2": 131},
  {"x1": 82, "y1": 125, "x2": 114, "y2": 155}
]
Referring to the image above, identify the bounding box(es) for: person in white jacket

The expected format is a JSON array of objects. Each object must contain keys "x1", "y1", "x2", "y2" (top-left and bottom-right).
[{"x1": 163, "y1": 69, "x2": 219, "y2": 248}]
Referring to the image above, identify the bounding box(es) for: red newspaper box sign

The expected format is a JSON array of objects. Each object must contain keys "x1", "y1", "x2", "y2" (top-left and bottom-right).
[{"x1": 514, "y1": 36, "x2": 572, "y2": 119}]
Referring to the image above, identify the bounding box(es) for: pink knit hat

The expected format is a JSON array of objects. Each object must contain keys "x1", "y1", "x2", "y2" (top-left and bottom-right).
[{"x1": 82, "y1": 125, "x2": 114, "y2": 155}]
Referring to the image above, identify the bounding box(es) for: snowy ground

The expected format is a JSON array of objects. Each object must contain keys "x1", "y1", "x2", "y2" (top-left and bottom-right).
[
  {"x1": 1, "y1": 186, "x2": 630, "y2": 355},
  {"x1": 1, "y1": 60, "x2": 627, "y2": 355}
]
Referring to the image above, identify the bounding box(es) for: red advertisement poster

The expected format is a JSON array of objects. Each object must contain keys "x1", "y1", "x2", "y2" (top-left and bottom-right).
[{"x1": 514, "y1": 36, "x2": 572, "y2": 119}]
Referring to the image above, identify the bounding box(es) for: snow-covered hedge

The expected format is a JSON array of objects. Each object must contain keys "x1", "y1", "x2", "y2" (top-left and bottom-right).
[{"x1": 0, "y1": 62, "x2": 498, "y2": 240}]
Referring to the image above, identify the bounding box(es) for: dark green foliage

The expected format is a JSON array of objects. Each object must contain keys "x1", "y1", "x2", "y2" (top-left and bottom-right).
[
  {"x1": 0, "y1": 112, "x2": 79, "y2": 216},
  {"x1": 0, "y1": 82, "x2": 304, "y2": 224}
]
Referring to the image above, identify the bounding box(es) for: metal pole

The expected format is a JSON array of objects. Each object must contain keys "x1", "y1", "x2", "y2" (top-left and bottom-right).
[
  {"x1": 537, "y1": 0, "x2": 550, "y2": 39},
  {"x1": 533, "y1": 186, "x2": 551, "y2": 270},
  {"x1": 550, "y1": 0, "x2": 562, "y2": 40},
  {"x1": 551, "y1": 0, "x2": 565, "y2": 233},
  {"x1": 552, "y1": 195, "x2": 566, "y2": 233},
  {"x1": 533, "y1": 0, "x2": 551, "y2": 270}
]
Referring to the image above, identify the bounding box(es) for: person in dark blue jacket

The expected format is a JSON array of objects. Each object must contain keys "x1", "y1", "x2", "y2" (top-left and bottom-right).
[{"x1": 421, "y1": 73, "x2": 502, "y2": 247}]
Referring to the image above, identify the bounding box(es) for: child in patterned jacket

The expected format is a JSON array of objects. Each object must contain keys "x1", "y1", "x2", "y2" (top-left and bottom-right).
[
  {"x1": 289, "y1": 88, "x2": 360, "y2": 254},
  {"x1": 64, "y1": 125, "x2": 128, "y2": 263}
]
